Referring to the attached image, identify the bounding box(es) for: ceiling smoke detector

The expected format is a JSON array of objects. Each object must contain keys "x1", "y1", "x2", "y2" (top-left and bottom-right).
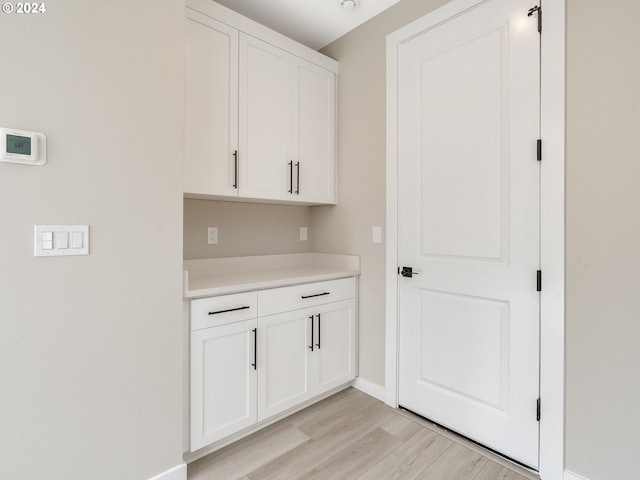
[{"x1": 340, "y1": 0, "x2": 359, "y2": 10}]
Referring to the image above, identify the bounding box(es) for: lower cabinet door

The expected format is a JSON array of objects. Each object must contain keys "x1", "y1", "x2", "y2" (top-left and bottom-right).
[
  {"x1": 190, "y1": 319, "x2": 257, "y2": 451},
  {"x1": 314, "y1": 300, "x2": 356, "y2": 393},
  {"x1": 257, "y1": 310, "x2": 314, "y2": 421}
]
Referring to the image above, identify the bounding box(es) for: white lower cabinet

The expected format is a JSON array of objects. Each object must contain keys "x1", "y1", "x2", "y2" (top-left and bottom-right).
[
  {"x1": 314, "y1": 300, "x2": 356, "y2": 393},
  {"x1": 257, "y1": 309, "x2": 314, "y2": 420},
  {"x1": 189, "y1": 292, "x2": 258, "y2": 451},
  {"x1": 189, "y1": 277, "x2": 356, "y2": 452},
  {"x1": 190, "y1": 319, "x2": 258, "y2": 451},
  {"x1": 257, "y1": 299, "x2": 356, "y2": 421}
]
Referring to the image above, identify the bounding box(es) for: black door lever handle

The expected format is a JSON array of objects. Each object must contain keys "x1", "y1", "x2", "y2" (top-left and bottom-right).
[{"x1": 400, "y1": 266, "x2": 419, "y2": 278}]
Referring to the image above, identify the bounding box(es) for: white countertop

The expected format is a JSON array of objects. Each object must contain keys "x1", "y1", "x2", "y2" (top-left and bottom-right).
[{"x1": 184, "y1": 253, "x2": 360, "y2": 299}]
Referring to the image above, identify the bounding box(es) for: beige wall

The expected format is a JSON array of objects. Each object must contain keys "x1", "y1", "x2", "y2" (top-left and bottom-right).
[
  {"x1": 184, "y1": 199, "x2": 312, "y2": 259},
  {"x1": 565, "y1": 1, "x2": 640, "y2": 479},
  {"x1": 0, "y1": 2, "x2": 185, "y2": 479},
  {"x1": 316, "y1": 0, "x2": 449, "y2": 386}
]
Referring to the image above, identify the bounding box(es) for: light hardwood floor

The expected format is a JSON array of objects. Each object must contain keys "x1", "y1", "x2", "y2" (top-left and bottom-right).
[{"x1": 188, "y1": 388, "x2": 539, "y2": 480}]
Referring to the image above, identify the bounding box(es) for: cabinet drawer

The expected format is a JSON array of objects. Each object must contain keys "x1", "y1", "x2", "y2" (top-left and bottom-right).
[
  {"x1": 258, "y1": 277, "x2": 355, "y2": 317},
  {"x1": 191, "y1": 291, "x2": 258, "y2": 331}
]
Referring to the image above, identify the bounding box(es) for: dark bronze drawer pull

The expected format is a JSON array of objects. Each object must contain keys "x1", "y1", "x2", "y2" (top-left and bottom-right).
[
  {"x1": 301, "y1": 292, "x2": 330, "y2": 299},
  {"x1": 208, "y1": 305, "x2": 250, "y2": 315}
]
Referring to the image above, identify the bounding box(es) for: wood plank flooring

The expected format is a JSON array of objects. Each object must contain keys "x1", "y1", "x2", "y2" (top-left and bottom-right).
[{"x1": 187, "y1": 388, "x2": 539, "y2": 480}]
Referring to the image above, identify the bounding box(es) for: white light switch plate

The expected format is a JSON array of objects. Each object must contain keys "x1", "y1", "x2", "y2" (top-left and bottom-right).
[
  {"x1": 300, "y1": 227, "x2": 308, "y2": 241},
  {"x1": 34, "y1": 225, "x2": 89, "y2": 256}
]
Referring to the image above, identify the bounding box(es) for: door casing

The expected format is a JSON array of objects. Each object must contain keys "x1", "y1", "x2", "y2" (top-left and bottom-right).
[{"x1": 385, "y1": 0, "x2": 565, "y2": 478}]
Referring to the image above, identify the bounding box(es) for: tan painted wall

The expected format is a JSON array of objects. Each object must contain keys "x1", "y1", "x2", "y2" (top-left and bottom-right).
[
  {"x1": 0, "y1": 2, "x2": 185, "y2": 479},
  {"x1": 565, "y1": 1, "x2": 640, "y2": 478},
  {"x1": 183, "y1": 199, "x2": 312, "y2": 259},
  {"x1": 316, "y1": 0, "x2": 449, "y2": 386}
]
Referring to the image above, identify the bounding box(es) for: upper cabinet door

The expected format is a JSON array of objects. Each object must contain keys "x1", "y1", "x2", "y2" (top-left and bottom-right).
[
  {"x1": 184, "y1": 11, "x2": 239, "y2": 197},
  {"x1": 239, "y1": 34, "x2": 293, "y2": 202},
  {"x1": 293, "y1": 59, "x2": 336, "y2": 204}
]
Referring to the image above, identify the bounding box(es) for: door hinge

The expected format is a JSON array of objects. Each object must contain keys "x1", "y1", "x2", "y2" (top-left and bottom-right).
[
  {"x1": 528, "y1": 5, "x2": 541, "y2": 33},
  {"x1": 537, "y1": 139, "x2": 542, "y2": 161},
  {"x1": 536, "y1": 397, "x2": 541, "y2": 421},
  {"x1": 536, "y1": 270, "x2": 542, "y2": 292}
]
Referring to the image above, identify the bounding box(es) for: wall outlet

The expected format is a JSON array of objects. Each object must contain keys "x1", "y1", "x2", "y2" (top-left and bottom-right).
[
  {"x1": 207, "y1": 227, "x2": 218, "y2": 245},
  {"x1": 300, "y1": 227, "x2": 308, "y2": 242},
  {"x1": 372, "y1": 226, "x2": 382, "y2": 244}
]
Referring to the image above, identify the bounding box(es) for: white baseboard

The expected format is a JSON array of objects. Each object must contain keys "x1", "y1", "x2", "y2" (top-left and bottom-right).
[
  {"x1": 565, "y1": 471, "x2": 589, "y2": 480},
  {"x1": 351, "y1": 377, "x2": 386, "y2": 402},
  {"x1": 148, "y1": 463, "x2": 187, "y2": 480}
]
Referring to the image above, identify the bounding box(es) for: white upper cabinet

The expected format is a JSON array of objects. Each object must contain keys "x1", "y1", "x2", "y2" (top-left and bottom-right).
[
  {"x1": 239, "y1": 34, "x2": 293, "y2": 202},
  {"x1": 184, "y1": 1, "x2": 338, "y2": 205},
  {"x1": 185, "y1": 10, "x2": 239, "y2": 197},
  {"x1": 294, "y1": 58, "x2": 336, "y2": 204}
]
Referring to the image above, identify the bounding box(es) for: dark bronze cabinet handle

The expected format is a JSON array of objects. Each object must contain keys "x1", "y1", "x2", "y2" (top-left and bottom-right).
[
  {"x1": 308, "y1": 315, "x2": 314, "y2": 351},
  {"x1": 233, "y1": 150, "x2": 238, "y2": 189},
  {"x1": 301, "y1": 292, "x2": 330, "y2": 299},
  {"x1": 315, "y1": 314, "x2": 321, "y2": 349},
  {"x1": 288, "y1": 161, "x2": 293, "y2": 194},
  {"x1": 208, "y1": 305, "x2": 250, "y2": 315},
  {"x1": 295, "y1": 161, "x2": 300, "y2": 195},
  {"x1": 252, "y1": 328, "x2": 257, "y2": 370}
]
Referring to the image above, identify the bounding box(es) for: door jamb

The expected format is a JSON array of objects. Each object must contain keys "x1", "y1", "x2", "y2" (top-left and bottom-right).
[{"x1": 385, "y1": 1, "x2": 565, "y2": 479}]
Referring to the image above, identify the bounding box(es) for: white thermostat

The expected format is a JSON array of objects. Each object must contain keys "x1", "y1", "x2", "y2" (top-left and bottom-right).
[{"x1": 0, "y1": 127, "x2": 46, "y2": 165}]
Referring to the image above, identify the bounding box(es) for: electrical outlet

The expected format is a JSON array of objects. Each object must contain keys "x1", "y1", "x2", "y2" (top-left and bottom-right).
[
  {"x1": 372, "y1": 226, "x2": 382, "y2": 244},
  {"x1": 207, "y1": 227, "x2": 218, "y2": 245},
  {"x1": 300, "y1": 227, "x2": 308, "y2": 241}
]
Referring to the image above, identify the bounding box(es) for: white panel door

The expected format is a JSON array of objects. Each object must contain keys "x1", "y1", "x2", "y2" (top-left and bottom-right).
[
  {"x1": 257, "y1": 310, "x2": 313, "y2": 421},
  {"x1": 293, "y1": 59, "x2": 336, "y2": 204},
  {"x1": 184, "y1": 11, "x2": 238, "y2": 197},
  {"x1": 397, "y1": 0, "x2": 540, "y2": 468},
  {"x1": 239, "y1": 33, "x2": 293, "y2": 201},
  {"x1": 314, "y1": 300, "x2": 356, "y2": 393},
  {"x1": 190, "y1": 319, "x2": 257, "y2": 451}
]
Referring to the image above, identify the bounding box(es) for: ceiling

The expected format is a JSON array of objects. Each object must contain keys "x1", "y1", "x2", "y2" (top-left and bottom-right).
[{"x1": 213, "y1": 0, "x2": 404, "y2": 50}]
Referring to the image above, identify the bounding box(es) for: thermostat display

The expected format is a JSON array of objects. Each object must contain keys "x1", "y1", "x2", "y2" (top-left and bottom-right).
[
  {"x1": 0, "y1": 127, "x2": 46, "y2": 165},
  {"x1": 7, "y1": 134, "x2": 31, "y2": 156}
]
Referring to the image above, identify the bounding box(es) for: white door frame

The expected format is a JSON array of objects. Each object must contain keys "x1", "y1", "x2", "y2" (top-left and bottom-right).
[{"x1": 385, "y1": 1, "x2": 565, "y2": 479}]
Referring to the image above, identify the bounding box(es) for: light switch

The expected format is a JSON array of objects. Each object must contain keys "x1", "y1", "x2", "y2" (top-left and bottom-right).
[
  {"x1": 71, "y1": 231, "x2": 83, "y2": 249},
  {"x1": 35, "y1": 225, "x2": 89, "y2": 257},
  {"x1": 300, "y1": 227, "x2": 308, "y2": 242},
  {"x1": 57, "y1": 231, "x2": 69, "y2": 249},
  {"x1": 42, "y1": 231, "x2": 53, "y2": 250}
]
